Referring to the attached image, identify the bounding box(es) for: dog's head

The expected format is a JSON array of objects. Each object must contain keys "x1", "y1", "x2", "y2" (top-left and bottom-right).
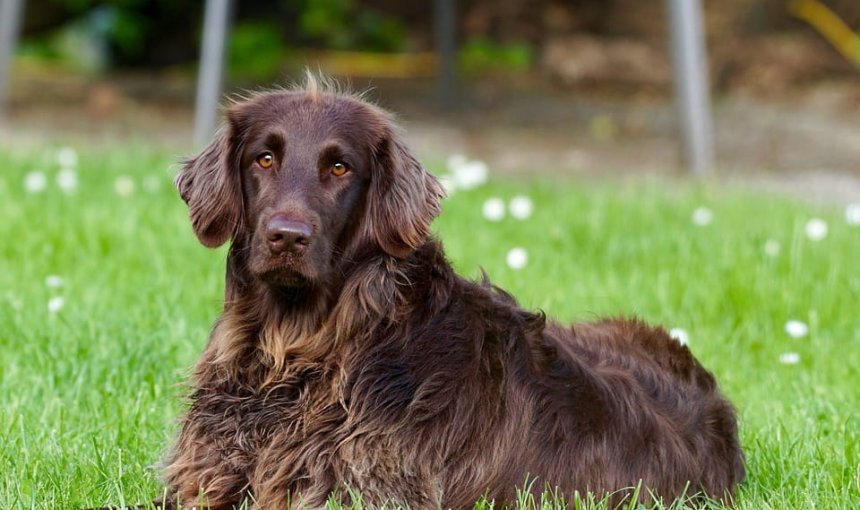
[{"x1": 176, "y1": 83, "x2": 444, "y2": 289}]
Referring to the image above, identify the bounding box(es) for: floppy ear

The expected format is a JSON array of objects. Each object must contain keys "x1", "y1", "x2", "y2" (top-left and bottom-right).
[
  {"x1": 174, "y1": 124, "x2": 243, "y2": 248},
  {"x1": 364, "y1": 127, "x2": 446, "y2": 258}
]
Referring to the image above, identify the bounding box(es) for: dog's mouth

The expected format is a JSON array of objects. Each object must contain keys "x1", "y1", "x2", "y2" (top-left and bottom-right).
[
  {"x1": 250, "y1": 233, "x2": 330, "y2": 289},
  {"x1": 255, "y1": 257, "x2": 315, "y2": 288}
]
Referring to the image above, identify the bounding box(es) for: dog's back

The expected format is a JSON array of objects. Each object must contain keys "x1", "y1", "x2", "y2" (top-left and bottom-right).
[
  {"x1": 494, "y1": 316, "x2": 745, "y2": 505},
  {"x1": 375, "y1": 253, "x2": 744, "y2": 507}
]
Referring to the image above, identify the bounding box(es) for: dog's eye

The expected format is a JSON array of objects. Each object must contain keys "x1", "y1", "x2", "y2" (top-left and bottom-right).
[
  {"x1": 331, "y1": 162, "x2": 350, "y2": 177},
  {"x1": 256, "y1": 152, "x2": 275, "y2": 169}
]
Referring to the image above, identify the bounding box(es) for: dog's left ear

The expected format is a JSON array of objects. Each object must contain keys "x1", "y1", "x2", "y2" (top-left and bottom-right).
[{"x1": 364, "y1": 127, "x2": 445, "y2": 258}]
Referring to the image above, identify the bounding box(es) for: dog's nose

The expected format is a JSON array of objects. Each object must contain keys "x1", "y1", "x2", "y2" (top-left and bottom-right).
[{"x1": 266, "y1": 215, "x2": 313, "y2": 254}]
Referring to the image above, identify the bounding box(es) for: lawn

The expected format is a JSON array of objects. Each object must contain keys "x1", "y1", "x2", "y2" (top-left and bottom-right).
[{"x1": 0, "y1": 144, "x2": 858, "y2": 509}]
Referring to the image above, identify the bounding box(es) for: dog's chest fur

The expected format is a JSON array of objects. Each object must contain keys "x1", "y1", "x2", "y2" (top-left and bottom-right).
[
  {"x1": 204, "y1": 356, "x2": 348, "y2": 491},
  {"x1": 170, "y1": 330, "x2": 454, "y2": 509}
]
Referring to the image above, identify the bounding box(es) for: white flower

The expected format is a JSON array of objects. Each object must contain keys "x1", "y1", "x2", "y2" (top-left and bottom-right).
[
  {"x1": 779, "y1": 352, "x2": 800, "y2": 365},
  {"x1": 47, "y1": 296, "x2": 65, "y2": 314},
  {"x1": 451, "y1": 160, "x2": 488, "y2": 190},
  {"x1": 56, "y1": 167, "x2": 78, "y2": 193},
  {"x1": 691, "y1": 207, "x2": 713, "y2": 226},
  {"x1": 482, "y1": 198, "x2": 505, "y2": 221},
  {"x1": 509, "y1": 195, "x2": 534, "y2": 220},
  {"x1": 45, "y1": 275, "x2": 64, "y2": 288},
  {"x1": 56, "y1": 147, "x2": 78, "y2": 168},
  {"x1": 447, "y1": 154, "x2": 468, "y2": 171},
  {"x1": 669, "y1": 328, "x2": 689, "y2": 346},
  {"x1": 785, "y1": 320, "x2": 809, "y2": 338},
  {"x1": 805, "y1": 218, "x2": 828, "y2": 241},
  {"x1": 9, "y1": 296, "x2": 23, "y2": 311},
  {"x1": 142, "y1": 175, "x2": 162, "y2": 193},
  {"x1": 24, "y1": 171, "x2": 48, "y2": 193},
  {"x1": 845, "y1": 203, "x2": 860, "y2": 226},
  {"x1": 506, "y1": 247, "x2": 528, "y2": 270},
  {"x1": 114, "y1": 176, "x2": 135, "y2": 197},
  {"x1": 447, "y1": 154, "x2": 488, "y2": 190},
  {"x1": 763, "y1": 239, "x2": 781, "y2": 257},
  {"x1": 565, "y1": 149, "x2": 590, "y2": 168},
  {"x1": 437, "y1": 174, "x2": 457, "y2": 196}
]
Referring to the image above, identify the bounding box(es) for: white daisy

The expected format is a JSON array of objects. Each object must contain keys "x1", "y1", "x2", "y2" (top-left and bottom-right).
[
  {"x1": 845, "y1": 203, "x2": 860, "y2": 226},
  {"x1": 56, "y1": 147, "x2": 78, "y2": 168},
  {"x1": 482, "y1": 198, "x2": 505, "y2": 221},
  {"x1": 9, "y1": 296, "x2": 23, "y2": 311},
  {"x1": 48, "y1": 296, "x2": 65, "y2": 314},
  {"x1": 45, "y1": 275, "x2": 64, "y2": 288},
  {"x1": 56, "y1": 167, "x2": 78, "y2": 193},
  {"x1": 668, "y1": 328, "x2": 689, "y2": 346},
  {"x1": 509, "y1": 195, "x2": 534, "y2": 220},
  {"x1": 804, "y1": 218, "x2": 827, "y2": 241},
  {"x1": 506, "y1": 247, "x2": 528, "y2": 270},
  {"x1": 691, "y1": 207, "x2": 713, "y2": 226},
  {"x1": 446, "y1": 154, "x2": 468, "y2": 171},
  {"x1": 763, "y1": 239, "x2": 781, "y2": 257},
  {"x1": 24, "y1": 171, "x2": 48, "y2": 193},
  {"x1": 785, "y1": 320, "x2": 809, "y2": 339},
  {"x1": 437, "y1": 174, "x2": 457, "y2": 196},
  {"x1": 779, "y1": 352, "x2": 800, "y2": 365},
  {"x1": 451, "y1": 160, "x2": 488, "y2": 190},
  {"x1": 114, "y1": 176, "x2": 135, "y2": 197}
]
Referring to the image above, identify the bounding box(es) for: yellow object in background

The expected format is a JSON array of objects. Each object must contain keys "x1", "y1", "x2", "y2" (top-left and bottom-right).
[{"x1": 789, "y1": 0, "x2": 860, "y2": 66}]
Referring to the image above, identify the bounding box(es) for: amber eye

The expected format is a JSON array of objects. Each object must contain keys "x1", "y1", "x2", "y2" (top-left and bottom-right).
[
  {"x1": 256, "y1": 152, "x2": 274, "y2": 169},
  {"x1": 331, "y1": 162, "x2": 349, "y2": 177}
]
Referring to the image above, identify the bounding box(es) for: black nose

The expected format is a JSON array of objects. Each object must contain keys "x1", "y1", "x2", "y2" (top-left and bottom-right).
[{"x1": 266, "y1": 215, "x2": 313, "y2": 255}]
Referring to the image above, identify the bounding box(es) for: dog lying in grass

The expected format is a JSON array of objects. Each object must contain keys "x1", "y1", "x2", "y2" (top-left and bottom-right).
[{"x1": 143, "y1": 78, "x2": 745, "y2": 509}]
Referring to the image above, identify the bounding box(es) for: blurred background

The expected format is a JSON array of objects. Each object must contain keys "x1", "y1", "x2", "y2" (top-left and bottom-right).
[
  {"x1": 1, "y1": 0, "x2": 859, "y2": 199},
  {"x1": 4, "y1": 5, "x2": 860, "y2": 507}
]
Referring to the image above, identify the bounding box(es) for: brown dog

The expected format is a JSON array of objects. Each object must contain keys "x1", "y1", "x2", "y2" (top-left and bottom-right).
[{"x1": 158, "y1": 78, "x2": 744, "y2": 509}]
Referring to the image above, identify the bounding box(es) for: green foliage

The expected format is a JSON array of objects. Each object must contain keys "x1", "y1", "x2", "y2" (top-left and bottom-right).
[
  {"x1": 0, "y1": 144, "x2": 858, "y2": 509},
  {"x1": 459, "y1": 38, "x2": 535, "y2": 74},
  {"x1": 107, "y1": 8, "x2": 148, "y2": 57},
  {"x1": 18, "y1": 2, "x2": 179, "y2": 69},
  {"x1": 352, "y1": 9, "x2": 408, "y2": 53},
  {"x1": 24, "y1": 0, "x2": 409, "y2": 73},
  {"x1": 296, "y1": 0, "x2": 407, "y2": 51},
  {"x1": 299, "y1": 0, "x2": 353, "y2": 49},
  {"x1": 227, "y1": 22, "x2": 286, "y2": 83},
  {"x1": 17, "y1": 36, "x2": 64, "y2": 62}
]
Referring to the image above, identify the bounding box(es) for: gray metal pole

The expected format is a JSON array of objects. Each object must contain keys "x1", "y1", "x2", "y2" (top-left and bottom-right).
[
  {"x1": 434, "y1": 0, "x2": 456, "y2": 109},
  {"x1": 0, "y1": 0, "x2": 24, "y2": 118},
  {"x1": 666, "y1": 0, "x2": 714, "y2": 176},
  {"x1": 194, "y1": 0, "x2": 231, "y2": 147}
]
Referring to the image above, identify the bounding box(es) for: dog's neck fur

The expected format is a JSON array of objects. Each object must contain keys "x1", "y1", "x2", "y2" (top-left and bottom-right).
[{"x1": 209, "y1": 236, "x2": 434, "y2": 380}]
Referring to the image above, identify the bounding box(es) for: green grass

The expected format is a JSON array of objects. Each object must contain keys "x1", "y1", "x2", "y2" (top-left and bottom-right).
[{"x1": 0, "y1": 144, "x2": 858, "y2": 509}]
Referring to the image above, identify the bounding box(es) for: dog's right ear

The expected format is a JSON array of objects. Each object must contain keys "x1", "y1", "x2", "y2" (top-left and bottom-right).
[{"x1": 175, "y1": 120, "x2": 243, "y2": 248}]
